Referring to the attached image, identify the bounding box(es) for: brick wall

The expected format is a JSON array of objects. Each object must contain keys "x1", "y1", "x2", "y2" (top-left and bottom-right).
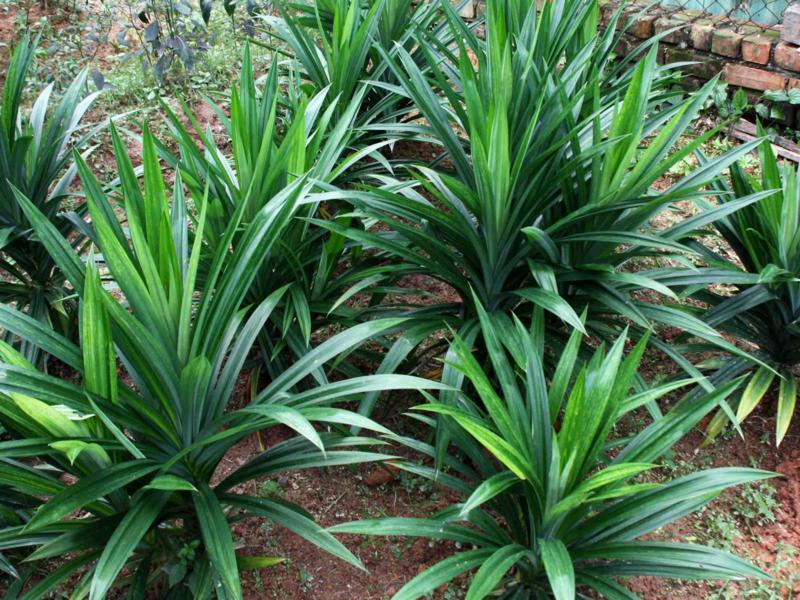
[
  {"x1": 599, "y1": 1, "x2": 800, "y2": 122},
  {"x1": 466, "y1": 1, "x2": 800, "y2": 123}
]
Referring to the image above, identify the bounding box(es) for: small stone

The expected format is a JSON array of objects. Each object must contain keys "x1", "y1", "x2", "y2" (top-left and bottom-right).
[
  {"x1": 614, "y1": 36, "x2": 633, "y2": 57},
  {"x1": 456, "y1": 0, "x2": 475, "y2": 19},
  {"x1": 364, "y1": 465, "x2": 397, "y2": 487}
]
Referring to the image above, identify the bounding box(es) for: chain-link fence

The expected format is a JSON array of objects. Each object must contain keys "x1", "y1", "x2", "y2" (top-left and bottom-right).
[{"x1": 659, "y1": 0, "x2": 789, "y2": 27}]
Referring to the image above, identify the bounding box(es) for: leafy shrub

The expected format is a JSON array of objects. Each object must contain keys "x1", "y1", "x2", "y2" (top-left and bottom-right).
[
  {"x1": 684, "y1": 133, "x2": 800, "y2": 444},
  {"x1": 160, "y1": 45, "x2": 408, "y2": 377},
  {"x1": 0, "y1": 131, "x2": 442, "y2": 598},
  {"x1": 262, "y1": 0, "x2": 460, "y2": 141},
  {"x1": 318, "y1": 0, "x2": 761, "y2": 366},
  {"x1": 331, "y1": 304, "x2": 774, "y2": 599},
  {"x1": 0, "y1": 33, "x2": 99, "y2": 363}
]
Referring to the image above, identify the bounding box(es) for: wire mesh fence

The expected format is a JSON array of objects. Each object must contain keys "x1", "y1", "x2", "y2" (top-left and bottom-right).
[{"x1": 657, "y1": 0, "x2": 789, "y2": 28}]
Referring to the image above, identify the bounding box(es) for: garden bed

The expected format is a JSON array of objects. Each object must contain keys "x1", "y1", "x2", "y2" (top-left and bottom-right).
[{"x1": 0, "y1": 5, "x2": 800, "y2": 600}]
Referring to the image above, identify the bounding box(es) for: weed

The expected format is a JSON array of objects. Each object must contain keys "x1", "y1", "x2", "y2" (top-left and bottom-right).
[
  {"x1": 733, "y1": 480, "x2": 779, "y2": 527},
  {"x1": 257, "y1": 480, "x2": 286, "y2": 499},
  {"x1": 298, "y1": 566, "x2": 314, "y2": 593}
]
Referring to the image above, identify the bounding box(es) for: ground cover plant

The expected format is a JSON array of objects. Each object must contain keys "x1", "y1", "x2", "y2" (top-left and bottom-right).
[{"x1": 0, "y1": 0, "x2": 798, "y2": 598}]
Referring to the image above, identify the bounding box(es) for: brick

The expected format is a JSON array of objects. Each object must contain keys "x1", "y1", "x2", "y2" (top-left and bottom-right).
[
  {"x1": 789, "y1": 78, "x2": 800, "y2": 88},
  {"x1": 613, "y1": 36, "x2": 633, "y2": 57},
  {"x1": 654, "y1": 17, "x2": 688, "y2": 45},
  {"x1": 724, "y1": 64, "x2": 786, "y2": 91},
  {"x1": 742, "y1": 34, "x2": 773, "y2": 65},
  {"x1": 665, "y1": 48, "x2": 724, "y2": 79},
  {"x1": 712, "y1": 29, "x2": 743, "y2": 58},
  {"x1": 782, "y1": 4, "x2": 800, "y2": 45},
  {"x1": 775, "y1": 42, "x2": 800, "y2": 72},
  {"x1": 600, "y1": 1, "x2": 619, "y2": 26},
  {"x1": 629, "y1": 14, "x2": 656, "y2": 39},
  {"x1": 690, "y1": 23, "x2": 714, "y2": 51}
]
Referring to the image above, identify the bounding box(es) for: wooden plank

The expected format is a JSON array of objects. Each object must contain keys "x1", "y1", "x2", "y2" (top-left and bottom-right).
[
  {"x1": 733, "y1": 118, "x2": 800, "y2": 162},
  {"x1": 729, "y1": 121, "x2": 800, "y2": 163}
]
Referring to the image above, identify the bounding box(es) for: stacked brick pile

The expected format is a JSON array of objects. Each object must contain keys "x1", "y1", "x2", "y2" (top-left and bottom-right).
[
  {"x1": 600, "y1": 1, "x2": 800, "y2": 95},
  {"x1": 468, "y1": 0, "x2": 800, "y2": 122}
]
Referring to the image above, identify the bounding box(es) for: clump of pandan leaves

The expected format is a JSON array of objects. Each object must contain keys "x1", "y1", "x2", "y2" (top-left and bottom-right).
[
  {"x1": 0, "y1": 127, "x2": 442, "y2": 598},
  {"x1": 0, "y1": 33, "x2": 100, "y2": 364},
  {"x1": 331, "y1": 302, "x2": 774, "y2": 599}
]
